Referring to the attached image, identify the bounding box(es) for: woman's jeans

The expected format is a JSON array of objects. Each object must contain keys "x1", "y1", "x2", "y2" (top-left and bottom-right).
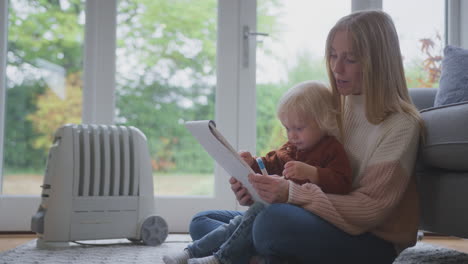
[
  {"x1": 187, "y1": 202, "x2": 264, "y2": 264},
  {"x1": 189, "y1": 203, "x2": 397, "y2": 264}
]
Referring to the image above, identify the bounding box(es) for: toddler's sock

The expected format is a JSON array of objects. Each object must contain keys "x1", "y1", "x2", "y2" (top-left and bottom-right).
[
  {"x1": 187, "y1": 255, "x2": 220, "y2": 264},
  {"x1": 162, "y1": 248, "x2": 191, "y2": 264}
]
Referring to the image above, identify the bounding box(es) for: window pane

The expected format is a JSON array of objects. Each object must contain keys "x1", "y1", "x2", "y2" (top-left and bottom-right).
[
  {"x1": 256, "y1": 1, "x2": 350, "y2": 155},
  {"x1": 384, "y1": 0, "x2": 445, "y2": 88},
  {"x1": 3, "y1": 0, "x2": 84, "y2": 195},
  {"x1": 116, "y1": 0, "x2": 217, "y2": 196}
]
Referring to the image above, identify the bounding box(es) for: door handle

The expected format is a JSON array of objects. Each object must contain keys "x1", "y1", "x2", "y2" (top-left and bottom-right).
[{"x1": 242, "y1": 25, "x2": 269, "y2": 68}]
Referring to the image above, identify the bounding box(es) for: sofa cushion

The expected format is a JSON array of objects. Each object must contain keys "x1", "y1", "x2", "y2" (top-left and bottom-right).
[
  {"x1": 420, "y1": 101, "x2": 468, "y2": 171},
  {"x1": 434, "y1": 45, "x2": 468, "y2": 107},
  {"x1": 409, "y1": 87, "x2": 436, "y2": 110}
]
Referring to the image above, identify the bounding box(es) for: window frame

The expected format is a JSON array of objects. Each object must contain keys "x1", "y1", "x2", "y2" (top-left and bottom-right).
[
  {"x1": 82, "y1": 0, "x2": 117, "y2": 124},
  {"x1": 447, "y1": 0, "x2": 468, "y2": 47},
  {"x1": 0, "y1": 0, "x2": 6, "y2": 194}
]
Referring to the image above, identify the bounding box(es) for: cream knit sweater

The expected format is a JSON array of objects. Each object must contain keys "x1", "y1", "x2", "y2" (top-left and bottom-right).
[{"x1": 288, "y1": 94, "x2": 420, "y2": 253}]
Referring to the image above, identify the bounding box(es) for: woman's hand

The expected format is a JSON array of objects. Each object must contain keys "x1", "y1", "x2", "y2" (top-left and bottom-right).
[
  {"x1": 229, "y1": 177, "x2": 254, "y2": 206},
  {"x1": 283, "y1": 161, "x2": 318, "y2": 183},
  {"x1": 248, "y1": 173, "x2": 289, "y2": 203},
  {"x1": 239, "y1": 151, "x2": 254, "y2": 167}
]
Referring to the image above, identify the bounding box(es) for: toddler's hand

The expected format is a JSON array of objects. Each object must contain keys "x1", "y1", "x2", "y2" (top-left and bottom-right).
[
  {"x1": 283, "y1": 161, "x2": 318, "y2": 183},
  {"x1": 229, "y1": 176, "x2": 253, "y2": 206},
  {"x1": 239, "y1": 151, "x2": 254, "y2": 167}
]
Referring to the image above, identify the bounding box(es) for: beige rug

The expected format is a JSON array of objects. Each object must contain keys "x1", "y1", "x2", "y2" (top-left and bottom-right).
[
  {"x1": 2, "y1": 234, "x2": 468, "y2": 263},
  {"x1": 0, "y1": 234, "x2": 191, "y2": 264}
]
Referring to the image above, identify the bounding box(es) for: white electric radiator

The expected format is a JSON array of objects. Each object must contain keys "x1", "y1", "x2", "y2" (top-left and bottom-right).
[{"x1": 31, "y1": 124, "x2": 168, "y2": 248}]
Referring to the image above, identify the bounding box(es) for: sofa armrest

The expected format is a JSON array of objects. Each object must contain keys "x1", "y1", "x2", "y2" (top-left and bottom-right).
[
  {"x1": 409, "y1": 88, "x2": 437, "y2": 110},
  {"x1": 421, "y1": 101, "x2": 468, "y2": 171}
]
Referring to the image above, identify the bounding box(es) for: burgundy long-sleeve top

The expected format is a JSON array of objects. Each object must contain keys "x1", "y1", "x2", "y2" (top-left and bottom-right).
[{"x1": 250, "y1": 135, "x2": 352, "y2": 194}]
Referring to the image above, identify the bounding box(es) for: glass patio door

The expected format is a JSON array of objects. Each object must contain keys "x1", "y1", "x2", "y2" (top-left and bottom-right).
[
  {"x1": 0, "y1": 0, "x2": 86, "y2": 231},
  {"x1": 0, "y1": 0, "x2": 257, "y2": 232}
]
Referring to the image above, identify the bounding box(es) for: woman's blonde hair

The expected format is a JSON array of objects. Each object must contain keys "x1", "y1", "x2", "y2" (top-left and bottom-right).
[
  {"x1": 325, "y1": 10, "x2": 423, "y2": 130},
  {"x1": 277, "y1": 80, "x2": 338, "y2": 137}
]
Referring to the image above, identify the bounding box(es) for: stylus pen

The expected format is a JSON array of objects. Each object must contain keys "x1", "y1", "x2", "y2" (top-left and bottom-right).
[{"x1": 256, "y1": 157, "x2": 268, "y2": 176}]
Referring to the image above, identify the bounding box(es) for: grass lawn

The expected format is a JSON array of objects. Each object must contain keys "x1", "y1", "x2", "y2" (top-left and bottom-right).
[{"x1": 2, "y1": 172, "x2": 214, "y2": 196}]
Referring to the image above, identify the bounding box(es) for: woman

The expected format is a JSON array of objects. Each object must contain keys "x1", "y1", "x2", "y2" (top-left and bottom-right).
[{"x1": 189, "y1": 10, "x2": 423, "y2": 264}]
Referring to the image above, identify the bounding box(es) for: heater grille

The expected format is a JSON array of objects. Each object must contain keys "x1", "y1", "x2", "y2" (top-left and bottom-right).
[{"x1": 72, "y1": 124, "x2": 139, "y2": 197}]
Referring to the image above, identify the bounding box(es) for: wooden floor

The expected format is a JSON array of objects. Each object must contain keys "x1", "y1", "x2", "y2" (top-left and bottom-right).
[
  {"x1": 421, "y1": 235, "x2": 468, "y2": 254},
  {"x1": 1, "y1": 233, "x2": 468, "y2": 254},
  {"x1": 0, "y1": 233, "x2": 36, "y2": 253}
]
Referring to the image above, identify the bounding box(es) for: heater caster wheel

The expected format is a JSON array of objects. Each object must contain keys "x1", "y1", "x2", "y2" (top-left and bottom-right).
[{"x1": 140, "y1": 215, "x2": 168, "y2": 246}]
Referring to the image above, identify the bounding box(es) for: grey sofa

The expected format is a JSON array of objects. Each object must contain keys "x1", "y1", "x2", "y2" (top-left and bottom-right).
[{"x1": 409, "y1": 87, "x2": 468, "y2": 238}]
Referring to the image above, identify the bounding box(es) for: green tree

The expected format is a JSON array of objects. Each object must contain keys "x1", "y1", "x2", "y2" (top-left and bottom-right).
[
  {"x1": 4, "y1": 80, "x2": 45, "y2": 170},
  {"x1": 115, "y1": 0, "x2": 281, "y2": 173},
  {"x1": 6, "y1": 0, "x2": 281, "y2": 175},
  {"x1": 115, "y1": 0, "x2": 218, "y2": 172},
  {"x1": 5, "y1": 0, "x2": 84, "y2": 172},
  {"x1": 8, "y1": 0, "x2": 83, "y2": 72},
  {"x1": 285, "y1": 50, "x2": 328, "y2": 87},
  {"x1": 27, "y1": 73, "x2": 82, "y2": 152}
]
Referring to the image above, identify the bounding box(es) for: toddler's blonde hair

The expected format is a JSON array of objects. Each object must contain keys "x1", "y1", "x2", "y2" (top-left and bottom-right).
[{"x1": 277, "y1": 80, "x2": 338, "y2": 137}]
